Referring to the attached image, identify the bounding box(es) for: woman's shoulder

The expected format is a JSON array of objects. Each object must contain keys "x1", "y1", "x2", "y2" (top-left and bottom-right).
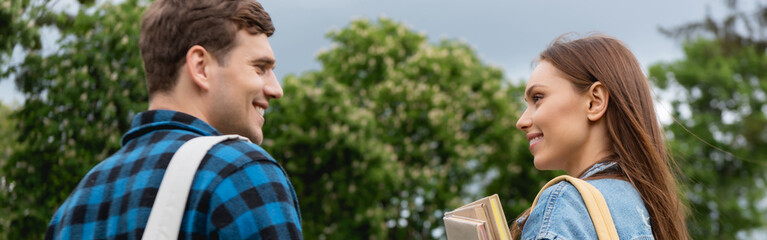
[
  {"x1": 587, "y1": 179, "x2": 655, "y2": 238},
  {"x1": 586, "y1": 178, "x2": 644, "y2": 205},
  {"x1": 521, "y1": 179, "x2": 654, "y2": 240},
  {"x1": 521, "y1": 181, "x2": 593, "y2": 240}
]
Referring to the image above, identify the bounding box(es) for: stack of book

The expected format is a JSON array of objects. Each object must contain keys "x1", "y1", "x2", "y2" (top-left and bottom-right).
[{"x1": 443, "y1": 194, "x2": 511, "y2": 240}]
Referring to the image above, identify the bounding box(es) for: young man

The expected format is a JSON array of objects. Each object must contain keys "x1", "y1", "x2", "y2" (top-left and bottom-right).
[{"x1": 45, "y1": 0, "x2": 302, "y2": 239}]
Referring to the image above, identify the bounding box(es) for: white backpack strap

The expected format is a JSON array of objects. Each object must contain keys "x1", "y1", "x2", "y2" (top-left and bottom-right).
[
  {"x1": 143, "y1": 134, "x2": 249, "y2": 240},
  {"x1": 531, "y1": 175, "x2": 620, "y2": 240}
]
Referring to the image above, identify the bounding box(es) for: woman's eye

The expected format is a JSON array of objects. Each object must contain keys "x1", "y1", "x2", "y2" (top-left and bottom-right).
[{"x1": 532, "y1": 95, "x2": 543, "y2": 103}]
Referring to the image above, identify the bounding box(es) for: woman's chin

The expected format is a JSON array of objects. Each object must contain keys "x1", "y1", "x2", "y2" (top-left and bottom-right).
[{"x1": 532, "y1": 157, "x2": 556, "y2": 171}]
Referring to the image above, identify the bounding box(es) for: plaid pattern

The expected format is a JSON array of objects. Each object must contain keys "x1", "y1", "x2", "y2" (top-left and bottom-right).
[{"x1": 46, "y1": 110, "x2": 302, "y2": 239}]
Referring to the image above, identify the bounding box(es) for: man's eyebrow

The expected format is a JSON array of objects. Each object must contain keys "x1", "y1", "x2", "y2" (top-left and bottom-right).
[{"x1": 250, "y1": 57, "x2": 276, "y2": 68}]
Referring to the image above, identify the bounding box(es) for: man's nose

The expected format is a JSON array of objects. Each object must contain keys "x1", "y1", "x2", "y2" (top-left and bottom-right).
[{"x1": 264, "y1": 70, "x2": 283, "y2": 99}]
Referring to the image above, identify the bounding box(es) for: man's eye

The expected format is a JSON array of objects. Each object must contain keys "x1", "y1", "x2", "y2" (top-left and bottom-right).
[{"x1": 254, "y1": 65, "x2": 265, "y2": 74}]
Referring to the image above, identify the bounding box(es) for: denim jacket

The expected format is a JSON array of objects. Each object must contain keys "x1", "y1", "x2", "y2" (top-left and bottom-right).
[{"x1": 519, "y1": 162, "x2": 654, "y2": 240}]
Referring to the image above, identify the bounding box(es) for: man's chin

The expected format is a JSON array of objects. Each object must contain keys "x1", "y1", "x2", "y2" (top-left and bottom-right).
[
  {"x1": 252, "y1": 136, "x2": 263, "y2": 145},
  {"x1": 247, "y1": 130, "x2": 264, "y2": 145}
]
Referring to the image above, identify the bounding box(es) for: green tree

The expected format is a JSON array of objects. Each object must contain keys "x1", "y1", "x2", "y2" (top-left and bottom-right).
[
  {"x1": 649, "y1": 2, "x2": 767, "y2": 239},
  {"x1": 0, "y1": 102, "x2": 21, "y2": 240},
  {"x1": 263, "y1": 17, "x2": 551, "y2": 239},
  {"x1": 0, "y1": 0, "x2": 40, "y2": 79},
  {"x1": 1, "y1": 0, "x2": 146, "y2": 238}
]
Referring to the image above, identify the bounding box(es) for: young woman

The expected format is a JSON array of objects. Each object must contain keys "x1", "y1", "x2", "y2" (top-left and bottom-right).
[{"x1": 512, "y1": 34, "x2": 688, "y2": 240}]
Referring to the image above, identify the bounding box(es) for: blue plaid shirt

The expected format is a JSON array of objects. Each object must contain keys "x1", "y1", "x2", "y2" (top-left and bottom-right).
[{"x1": 46, "y1": 110, "x2": 302, "y2": 239}]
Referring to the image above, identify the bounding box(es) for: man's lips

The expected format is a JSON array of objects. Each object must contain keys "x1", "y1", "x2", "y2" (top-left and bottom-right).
[
  {"x1": 254, "y1": 106, "x2": 265, "y2": 116},
  {"x1": 252, "y1": 101, "x2": 269, "y2": 116}
]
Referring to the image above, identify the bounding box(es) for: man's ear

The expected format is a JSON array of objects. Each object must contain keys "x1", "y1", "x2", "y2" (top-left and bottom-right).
[
  {"x1": 185, "y1": 45, "x2": 214, "y2": 91},
  {"x1": 586, "y1": 81, "x2": 610, "y2": 121}
]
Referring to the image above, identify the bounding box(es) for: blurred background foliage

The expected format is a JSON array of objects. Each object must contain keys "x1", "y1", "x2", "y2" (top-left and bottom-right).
[
  {"x1": 262, "y1": 18, "x2": 547, "y2": 239},
  {"x1": 649, "y1": 2, "x2": 767, "y2": 237},
  {"x1": 0, "y1": 0, "x2": 40, "y2": 79},
  {"x1": 0, "y1": 0, "x2": 765, "y2": 239},
  {"x1": 0, "y1": 0, "x2": 147, "y2": 238},
  {"x1": 0, "y1": 102, "x2": 20, "y2": 235}
]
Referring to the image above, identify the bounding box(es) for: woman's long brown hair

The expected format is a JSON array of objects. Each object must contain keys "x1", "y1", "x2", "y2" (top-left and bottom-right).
[{"x1": 511, "y1": 34, "x2": 688, "y2": 240}]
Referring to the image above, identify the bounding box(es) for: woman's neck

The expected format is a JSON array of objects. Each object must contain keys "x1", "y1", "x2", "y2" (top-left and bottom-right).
[{"x1": 564, "y1": 119, "x2": 613, "y2": 176}]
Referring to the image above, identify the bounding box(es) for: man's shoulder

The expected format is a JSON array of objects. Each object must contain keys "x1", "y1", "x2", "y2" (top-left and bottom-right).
[
  {"x1": 207, "y1": 138, "x2": 279, "y2": 166},
  {"x1": 193, "y1": 138, "x2": 301, "y2": 238},
  {"x1": 196, "y1": 138, "x2": 288, "y2": 185}
]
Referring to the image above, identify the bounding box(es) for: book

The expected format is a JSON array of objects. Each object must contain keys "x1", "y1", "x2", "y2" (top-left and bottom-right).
[
  {"x1": 443, "y1": 194, "x2": 511, "y2": 240},
  {"x1": 443, "y1": 215, "x2": 490, "y2": 240}
]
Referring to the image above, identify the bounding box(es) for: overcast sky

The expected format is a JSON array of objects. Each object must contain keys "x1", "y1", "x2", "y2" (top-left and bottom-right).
[{"x1": 1, "y1": 0, "x2": 763, "y2": 105}]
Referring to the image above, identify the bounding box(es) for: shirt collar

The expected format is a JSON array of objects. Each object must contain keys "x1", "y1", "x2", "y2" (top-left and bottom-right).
[
  {"x1": 579, "y1": 161, "x2": 619, "y2": 179},
  {"x1": 121, "y1": 110, "x2": 221, "y2": 146}
]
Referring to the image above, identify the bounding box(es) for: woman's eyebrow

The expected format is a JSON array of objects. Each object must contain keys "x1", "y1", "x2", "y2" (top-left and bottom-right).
[{"x1": 525, "y1": 84, "x2": 542, "y2": 99}]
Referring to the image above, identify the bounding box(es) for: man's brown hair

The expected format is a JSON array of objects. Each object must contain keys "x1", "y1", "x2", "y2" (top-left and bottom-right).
[{"x1": 139, "y1": 0, "x2": 274, "y2": 96}]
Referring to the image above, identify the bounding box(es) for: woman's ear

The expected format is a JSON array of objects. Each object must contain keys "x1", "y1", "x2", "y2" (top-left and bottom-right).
[
  {"x1": 185, "y1": 45, "x2": 213, "y2": 91},
  {"x1": 587, "y1": 82, "x2": 609, "y2": 121}
]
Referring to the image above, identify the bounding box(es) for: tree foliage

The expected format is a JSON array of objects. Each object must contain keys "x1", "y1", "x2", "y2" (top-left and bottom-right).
[
  {"x1": 650, "y1": 2, "x2": 767, "y2": 239},
  {"x1": 0, "y1": 0, "x2": 40, "y2": 79},
  {"x1": 0, "y1": 103, "x2": 21, "y2": 240},
  {"x1": 263, "y1": 18, "x2": 550, "y2": 239},
  {"x1": 1, "y1": 0, "x2": 146, "y2": 238}
]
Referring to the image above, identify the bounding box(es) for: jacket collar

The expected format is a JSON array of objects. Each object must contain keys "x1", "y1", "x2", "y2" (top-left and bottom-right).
[
  {"x1": 579, "y1": 161, "x2": 619, "y2": 179},
  {"x1": 121, "y1": 110, "x2": 221, "y2": 146}
]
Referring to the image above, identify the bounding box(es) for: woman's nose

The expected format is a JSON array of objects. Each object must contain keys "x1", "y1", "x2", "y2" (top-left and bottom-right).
[{"x1": 516, "y1": 108, "x2": 531, "y2": 131}]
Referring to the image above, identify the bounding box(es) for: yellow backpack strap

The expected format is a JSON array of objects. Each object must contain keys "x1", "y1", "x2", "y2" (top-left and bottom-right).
[{"x1": 530, "y1": 175, "x2": 620, "y2": 240}]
